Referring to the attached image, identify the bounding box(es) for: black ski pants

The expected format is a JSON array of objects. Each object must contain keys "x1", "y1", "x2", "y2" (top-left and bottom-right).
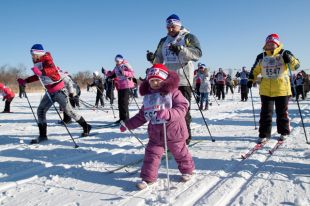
[
  {"x1": 4, "y1": 98, "x2": 13, "y2": 112},
  {"x1": 259, "y1": 95, "x2": 290, "y2": 138},
  {"x1": 217, "y1": 84, "x2": 225, "y2": 100},
  {"x1": 118, "y1": 88, "x2": 130, "y2": 121},
  {"x1": 241, "y1": 85, "x2": 249, "y2": 101},
  {"x1": 296, "y1": 85, "x2": 305, "y2": 100},
  {"x1": 95, "y1": 90, "x2": 104, "y2": 106}
]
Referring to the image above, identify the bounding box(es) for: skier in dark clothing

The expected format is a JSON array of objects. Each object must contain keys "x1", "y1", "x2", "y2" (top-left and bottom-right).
[
  {"x1": 225, "y1": 74, "x2": 234, "y2": 95},
  {"x1": 236, "y1": 66, "x2": 249, "y2": 101},
  {"x1": 89, "y1": 71, "x2": 105, "y2": 107},
  {"x1": 19, "y1": 84, "x2": 26, "y2": 98},
  {"x1": 295, "y1": 72, "x2": 305, "y2": 100},
  {"x1": 105, "y1": 70, "x2": 115, "y2": 105},
  {"x1": 215, "y1": 68, "x2": 226, "y2": 100}
]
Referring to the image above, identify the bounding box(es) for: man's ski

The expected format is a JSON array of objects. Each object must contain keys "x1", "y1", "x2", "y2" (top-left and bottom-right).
[
  {"x1": 268, "y1": 140, "x2": 284, "y2": 154},
  {"x1": 241, "y1": 141, "x2": 267, "y2": 160}
]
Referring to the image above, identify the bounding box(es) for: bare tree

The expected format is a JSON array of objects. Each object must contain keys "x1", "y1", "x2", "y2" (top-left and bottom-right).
[
  {"x1": 0, "y1": 64, "x2": 94, "y2": 92},
  {"x1": 72, "y1": 71, "x2": 93, "y2": 88}
]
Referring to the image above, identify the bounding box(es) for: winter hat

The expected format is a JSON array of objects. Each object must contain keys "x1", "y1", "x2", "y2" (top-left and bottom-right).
[
  {"x1": 166, "y1": 14, "x2": 182, "y2": 27},
  {"x1": 93, "y1": 71, "x2": 99, "y2": 76},
  {"x1": 0, "y1": 83, "x2": 4, "y2": 90},
  {"x1": 147, "y1": 64, "x2": 169, "y2": 81},
  {"x1": 265, "y1": 34, "x2": 280, "y2": 47},
  {"x1": 115, "y1": 54, "x2": 124, "y2": 62},
  {"x1": 30, "y1": 44, "x2": 45, "y2": 55},
  {"x1": 199, "y1": 64, "x2": 206, "y2": 69}
]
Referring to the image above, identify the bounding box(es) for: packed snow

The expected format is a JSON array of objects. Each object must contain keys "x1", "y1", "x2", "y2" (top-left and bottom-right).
[{"x1": 0, "y1": 88, "x2": 309, "y2": 206}]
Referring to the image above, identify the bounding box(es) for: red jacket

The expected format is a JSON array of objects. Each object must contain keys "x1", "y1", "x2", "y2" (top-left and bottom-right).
[{"x1": 25, "y1": 52, "x2": 64, "y2": 93}]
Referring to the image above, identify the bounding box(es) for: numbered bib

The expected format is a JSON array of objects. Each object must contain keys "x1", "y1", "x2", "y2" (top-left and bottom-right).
[
  {"x1": 162, "y1": 35, "x2": 186, "y2": 64},
  {"x1": 261, "y1": 56, "x2": 285, "y2": 79},
  {"x1": 143, "y1": 92, "x2": 172, "y2": 124},
  {"x1": 34, "y1": 62, "x2": 61, "y2": 85},
  {"x1": 216, "y1": 73, "x2": 224, "y2": 81},
  {"x1": 240, "y1": 72, "x2": 248, "y2": 79}
]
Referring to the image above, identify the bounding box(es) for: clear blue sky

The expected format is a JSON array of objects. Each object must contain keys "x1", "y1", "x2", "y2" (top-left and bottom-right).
[{"x1": 1, "y1": 0, "x2": 309, "y2": 77}]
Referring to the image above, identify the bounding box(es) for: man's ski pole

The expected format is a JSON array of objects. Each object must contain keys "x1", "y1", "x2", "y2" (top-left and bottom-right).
[
  {"x1": 24, "y1": 91, "x2": 39, "y2": 125},
  {"x1": 176, "y1": 55, "x2": 215, "y2": 142},
  {"x1": 287, "y1": 64, "x2": 309, "y2": 144},
  {"x1": 249, "y1": 88, "x2": 257, "y2": 130}
]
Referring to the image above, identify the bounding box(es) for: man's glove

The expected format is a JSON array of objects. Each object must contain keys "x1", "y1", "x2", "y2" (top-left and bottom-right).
[
  {"x1": 282, "y1": 50, "x2": 292, "y2": 64},
  {"x1": 247, "y1": 80, "x2": 253, "y2": 89},
  {"x1": 146, "y1": 51, "x2": 155, "y2": 62},
  {"x1": 169, "y1": 44, "x2": 182, "y2": 55},
  {"x1": 32, "y1": 67, "x2": 42, "y2": 76},
  {"x1": 156, "y1": 109, "x2": 170, "y2": 121},
  {"x1": 101, "y1": 67, "x2": 105, "y2": 74},
  {"x1": 69, "y1": 93, "x2": 74, "y2": 99},
  {"x1": 17, "y1": 78, "x2": 26, "y2": 86}
]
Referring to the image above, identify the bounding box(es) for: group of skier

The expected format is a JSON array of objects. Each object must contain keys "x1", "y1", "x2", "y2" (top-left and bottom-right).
[{"x1": 1, "y1": 13, "x2": 303, "y2": 190}]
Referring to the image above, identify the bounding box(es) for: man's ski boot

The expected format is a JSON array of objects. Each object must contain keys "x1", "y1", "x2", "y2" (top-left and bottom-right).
[
  {"x1": 30, "y1": 123, "x2": 48, "y2": 144},
  {"x1": 257, "y1": 136, "x2": 269, "y2": 144},
  {"x1": 278, "y1": 134, "x2": 287, "y2": 141},
  {"x1": 77, "y1": 117, "x2": 92, "y2": 137}
]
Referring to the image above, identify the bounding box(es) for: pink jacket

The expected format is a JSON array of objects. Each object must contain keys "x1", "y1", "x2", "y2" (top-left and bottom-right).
[
  {"x1": 112, "y1": 60, "x2": 135, "y2": 90},
  {"x1": 125, "y1": 71, "x2": 189, "y2": 143}
]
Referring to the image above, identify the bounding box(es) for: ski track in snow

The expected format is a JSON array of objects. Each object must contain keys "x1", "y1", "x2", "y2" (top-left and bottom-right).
[{"x1": 0, "y1": 89, "x2": 309, "y2": 206}]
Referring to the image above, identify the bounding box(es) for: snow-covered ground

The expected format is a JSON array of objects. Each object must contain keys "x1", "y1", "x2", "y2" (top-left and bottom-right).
[{"x1": 0, "y1": 88, "x2": 309, "y2": 206}]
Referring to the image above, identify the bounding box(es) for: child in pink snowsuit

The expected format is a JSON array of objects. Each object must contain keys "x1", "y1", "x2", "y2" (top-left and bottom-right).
[{"x1": 120, "y1": 64, "x2": 195, "y2": 189}]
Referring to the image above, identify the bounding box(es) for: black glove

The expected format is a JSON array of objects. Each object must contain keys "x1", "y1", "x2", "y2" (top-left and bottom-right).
[
  {"x1": 101, "y1": 67, "x2": 105, "y2": 74},
  {"x1": 169, "y1": 44, "x2": 182, "y2": 55},
  {"x1": 282, "y1": 50, "x2": 292, "y2": 64},
  {"x1": 247, "y1": 80, "x2": 253, "y2": 89},
  {"x1": 146, "y1": 51, "x2": 155, "y2": 62},
  {"x1": 69, "y1": 93, "x2": 74, "y2": 99}
]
